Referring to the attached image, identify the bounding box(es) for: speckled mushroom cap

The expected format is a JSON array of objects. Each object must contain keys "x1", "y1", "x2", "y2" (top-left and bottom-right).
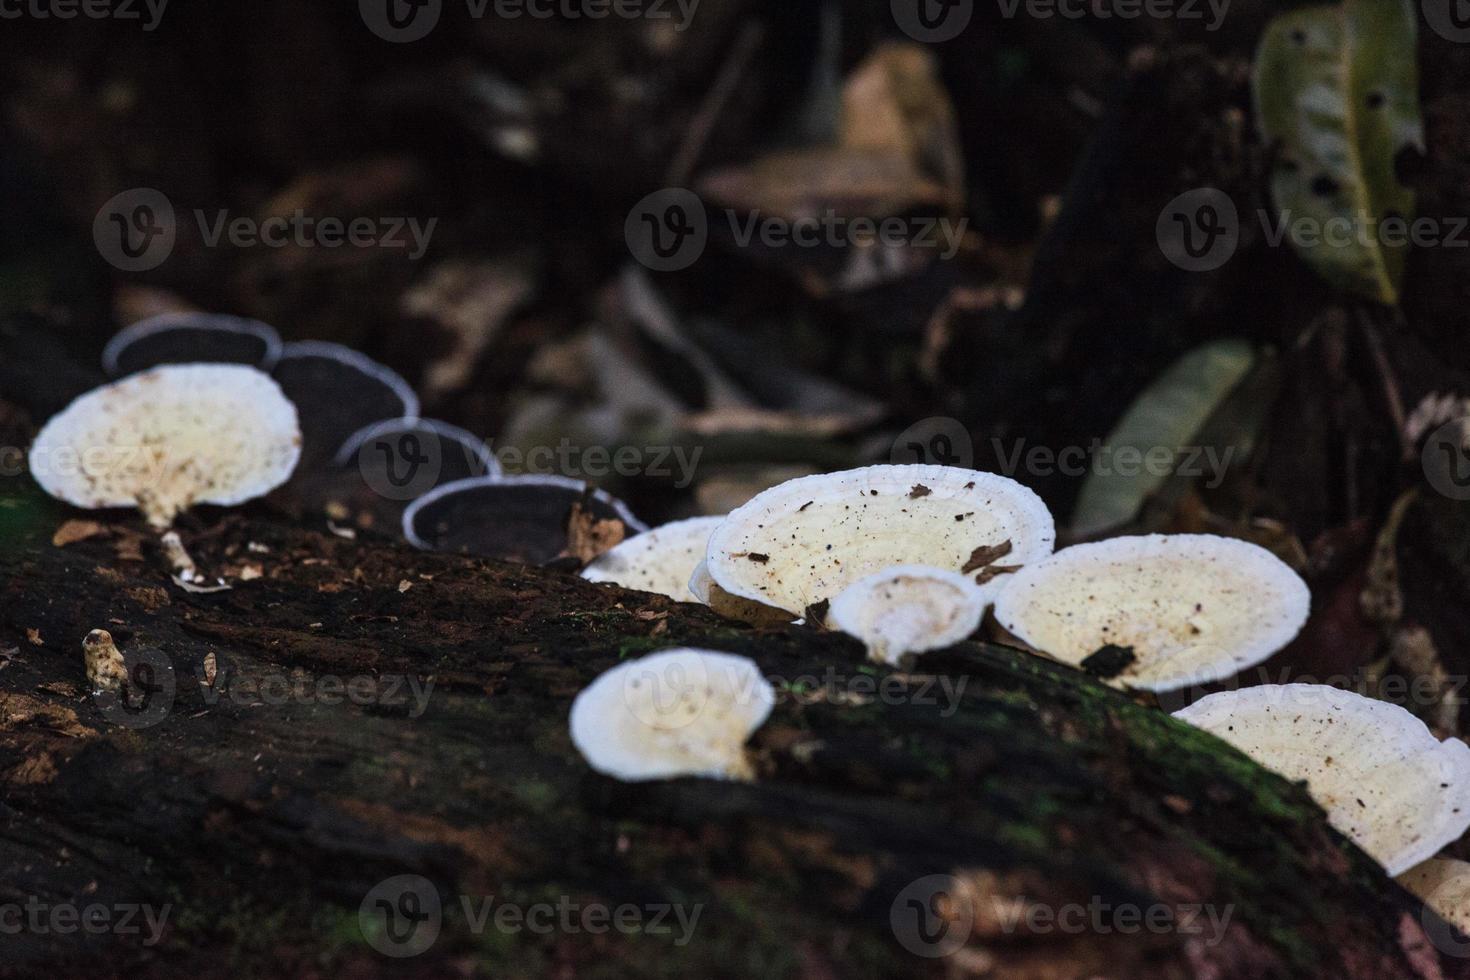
[
  {"x1": 29, "y1": 364, "x2": 301, "y2": 528},
  {"x1": 582, "y1": 516, "x2": 724, "y2": 603},
  {"x1": 1175, "y1": 685, "x2": 1470, "y2": 876},
  {"x1": 992, "y1": 534, "x2": 1310, "y2": 692},
  {"x1": 569, "y1": 648, "x2": 775, "y2": 782},
  {"x1": 1399, "y1": 858, "x2": 1470, "y2": 937},
  {"x1": 705, "y1": 465, "x2": 1055, "y2": 617},
  {"x1": 828, "y1": 565, "x2": 986, "y2": 666}
]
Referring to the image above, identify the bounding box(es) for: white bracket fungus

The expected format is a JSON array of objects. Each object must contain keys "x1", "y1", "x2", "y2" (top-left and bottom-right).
[
  {"x1": 827, "y1": 565, "x2": 986, "y2": 666},
  {"x1": 704, "y1": 465, "x2": 1054, "y2": 622},
  {"x1": 581, "y1": 516, "x2": 725, "y2": 603},
  {"x1": 103, "y1": 313, "x2": 283, "y2": 377},
  {"x1": 992, "y1": 534, "x2": 1310, "y2": 692},
  {"x1": 569, "y1": 648, "x2": 775, "y2": 782},
  {"x1": 30, "y1": 364, "x2": 302, "y2": 528},
  {"x1": 1175, "y1": 684, "x2": 1470, "y2": 876}
]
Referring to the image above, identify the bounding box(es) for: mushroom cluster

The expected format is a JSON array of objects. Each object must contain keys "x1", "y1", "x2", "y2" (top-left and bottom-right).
[{"x1": 32, "y1": 313, "x2": 644, "y2": 564}]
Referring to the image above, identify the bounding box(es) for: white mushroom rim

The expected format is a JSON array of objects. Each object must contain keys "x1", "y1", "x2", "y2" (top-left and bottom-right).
[
  {"x1": 277, "y1": 340, "x2": 421, "y2": 421},
  {"x1": 828, "y1": 565, "x2": 986, "y2": 667},
  {"x1": 332, "y1": 416, "x2": 500, "y2": 474},
  {"x1": 29, "y1": 364, "x2": 302, "y2": 528},
  {"x1": 582, "y1": 516, "x2": 725, "y2": 603},
  {"x1": 1174, "y1": 684, "x2": 1470, "y2": 876},
  {"x1": 705, "y1": 464, "x2": 1055, "y2": 617},
  {"x1": 992, "y1": 534, "x2": 1310, "y2": 693},
  {"x1": 102, "y1": 313, "x2": 284, "y2": 375},
  {"x1": 400, "y1": 474, "x2": 649, "y2": 550},
  {"x1": 569, "y1": 648, "x2": 775, "y2": 782}
]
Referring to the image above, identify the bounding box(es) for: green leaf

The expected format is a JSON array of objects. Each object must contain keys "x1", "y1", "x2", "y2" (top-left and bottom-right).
[
  {"x1": 1071, "y1": 340, "x2": 1256, "y2": 537},
  {"x1": 1254, "y1": 0, "x2": 1422, "y2": 306}
]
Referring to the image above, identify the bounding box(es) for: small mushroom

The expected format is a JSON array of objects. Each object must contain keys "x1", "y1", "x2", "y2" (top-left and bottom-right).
[
  {"x1": 704, "y1": 465, "x2": 1054, "y2": 622},
  {"x1": 1174, "y1": 684, "x2": 1470, "y2": 876},
  {"x1": 1399, "y1": 858, "x2": 1470, "y2": 936},
  {"x1": 992, "y1": 534, "x2": 1310, "y2": 692},
  {"x1": 103, "y1": 313, "x2": 283, "y2": 377},
  {"x1": 271, "y1": 340, "x2": 419, "y2": 472},
  {"x1": 569, "y1": 648, "x2": 774, "y2": 782},
  {"x1": 581, "y1": 516, "x2": 725, "y2": 603},
  {"x1": 83, "y1": 628, "x2": 127, "y2": 696},
  {"x1": 827, "y1": 565, "x2": 986, "y2": 666},
  {"x1": 402, "y1": 474, "x2": 646, "y2": 563},
  {"x1": 30, "y1": 364, "x2": 302, "y2": 528}
]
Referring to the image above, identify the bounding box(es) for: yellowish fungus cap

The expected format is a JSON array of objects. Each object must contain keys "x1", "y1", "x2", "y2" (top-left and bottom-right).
[
  {"x1": 581, "y1": 516, "x2": 725, "y2": 603},
  {"x1": 705, "y1": 465, "x2": 1054, "y2": 619},
  {"x1": 1175, "y1": 684, "x2": 1470, "y2": 875},
  {"x1": 993, "y1": 534, "x2": 1310, "y2": 692},
  {"x1": 827, "y1": 565, "x2": 985, "y2": 666},
  {"x1": 569, "y1": 648, "x2": 774, "y2": 782},
  {"x1": 30, "y1": 364, "x2": 301, "y2": 528},
  {"x1": 1400, "y1": 858, "x2": 1470, "y2": 940}
]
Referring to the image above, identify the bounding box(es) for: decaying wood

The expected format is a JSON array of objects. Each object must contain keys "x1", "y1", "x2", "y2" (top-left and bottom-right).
[{"x1": 0, "y1": 490, "x2": 1463, "y2": 979}]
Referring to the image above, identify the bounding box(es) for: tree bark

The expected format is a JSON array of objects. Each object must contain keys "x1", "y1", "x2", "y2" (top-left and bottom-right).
[{"x1": 0, "y1": 490, "x2": 1462, "y2": 979}]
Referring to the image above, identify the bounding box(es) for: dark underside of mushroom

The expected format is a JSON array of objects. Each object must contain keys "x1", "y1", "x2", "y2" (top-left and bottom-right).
[
  {"x1": 272, "y1": 353, "x2": 415, "y2": 473},
  {"x1": 110, "y1": 325, "x2": 275, "y2": 376},
  {"x1": 406, "y1": 481, "x2": 633, "y2": 564}
]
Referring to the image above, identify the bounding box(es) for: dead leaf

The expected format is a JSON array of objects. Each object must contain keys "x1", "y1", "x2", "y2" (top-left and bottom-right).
[
  {"x1": 52, "y1": 520, "x2": 107, "y2": 548},
  {"x1": 961, "y1": 540, "x2": 1013, "y2": 574},
  {"x1": 560, "y1": 502, "x2": 627, "y2": 564},
  {"x1": 26, "y1": 628, "x2": 42, "y2": 647}
]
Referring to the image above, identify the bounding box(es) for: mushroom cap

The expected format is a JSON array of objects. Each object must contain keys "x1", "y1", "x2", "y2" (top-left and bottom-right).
[
  {"x1": 333, "y1": 416, "x2": 498, "y2": 474},
  {"x1": 1399, "y1": 858, "x2": 1470, "y2": 937},
  {"x1": 581, "y1": 516, "x2": 725, "y2": 603},
  {"x1": 1175, "y1": 684, "x2": 1470, "y2": 875},
  {"x1": 992, "y1": 534, "x2": 1310, "y2": 692},
  {"x1": 30, "y1": 364, "x2": 301, "y2": 527},
  {"x1": 401, "y1": 474, "x2": 646, "y2": 561},
  {"x1": 705, "y1": 465, "x2": 1054, "y2": 616},
  {"x1": 569, "y1": 648, "x2": 774, "y2": 782},
  {"x1": 271, "y1": 340, "x2": 419, "y2": 471},
  {"x1": 103, "y1": 313, "x2": 282, "y2": 376},
  {"x1": 828, "y1": 565, "x2": 986, "y2": 666}
]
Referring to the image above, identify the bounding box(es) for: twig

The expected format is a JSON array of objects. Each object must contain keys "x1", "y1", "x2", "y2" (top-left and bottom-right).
[
  {"x1": 665, "y1": 21, "x2": 765, "y2": 188},
  {"x1": 1358, "y1": 305, "x2": 1413, "y2": 461}
]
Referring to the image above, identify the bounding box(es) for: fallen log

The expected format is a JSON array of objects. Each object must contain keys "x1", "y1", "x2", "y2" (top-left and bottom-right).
[{"x1": 0, "y1": 486, "x2": 1462, "y2": 979}]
